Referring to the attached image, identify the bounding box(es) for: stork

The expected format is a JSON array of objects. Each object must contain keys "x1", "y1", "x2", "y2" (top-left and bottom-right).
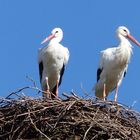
[
  {"x1": 93, "y1": 26, "x2": 140, "y2": 101},
  {"x1": 38, "y1": 28, "x2": 69, "y2": 98}
]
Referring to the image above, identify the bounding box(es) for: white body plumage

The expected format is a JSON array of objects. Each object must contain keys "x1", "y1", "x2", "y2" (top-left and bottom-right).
[
  {"x1": 93, "y1": 26, "x2": 140, "y2": 100},
  {"x1": 38, "y1": 28, "x2": 69, "y2": 97}
]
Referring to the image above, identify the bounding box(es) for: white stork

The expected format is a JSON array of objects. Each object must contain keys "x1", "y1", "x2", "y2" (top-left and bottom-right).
[
  {"x1": 93, "y1": 26, "x2": 140, "y2": 101},
  {"x1": 38, "y1": 28, "x2": 69, "y2": 98}
]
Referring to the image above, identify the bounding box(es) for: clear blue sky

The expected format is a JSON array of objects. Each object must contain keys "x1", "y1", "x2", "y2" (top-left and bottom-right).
[{"x1": 0, "y1": 0, "x2": 140, "y2": 111}]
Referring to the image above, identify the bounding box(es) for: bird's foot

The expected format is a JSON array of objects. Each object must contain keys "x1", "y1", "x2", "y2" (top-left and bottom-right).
[
  {"x1": 103, "y1": 83, "x2": 106, "y2": 101},
  {"x1": 43, "y1": 89, "x2": 51, "y2": 98},
  {"x1": 114, "y1": 97, "x2": 117, "y2": 102},
  {"x1": 46, "y1": 89, "x2": 50, "y2": 94},
  {"x1": 114, "y1": 83, "x2": 119, "y2": 102},
  {"x1": 55, "y1": 91, "x2": 58, "y2": 97},
  {"x1": 55, "y1": 80, "x2": 59, "y2": 97},
  {"x1": 103, "y1": 97, "x2": 107, "y2": 101}
]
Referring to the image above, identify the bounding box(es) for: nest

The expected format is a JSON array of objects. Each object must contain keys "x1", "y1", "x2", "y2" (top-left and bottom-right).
[{"x1": 0, "y1": 87, "x2": 140, "y2": 140}]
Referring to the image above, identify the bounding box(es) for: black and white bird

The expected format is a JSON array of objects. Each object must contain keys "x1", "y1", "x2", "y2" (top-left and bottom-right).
[
  {"x1": 93, "y1": 26, "x2": 140, "y2": 101},
  {"x1": 38, "y1": 28, "x2": 69, "y2": 98}
]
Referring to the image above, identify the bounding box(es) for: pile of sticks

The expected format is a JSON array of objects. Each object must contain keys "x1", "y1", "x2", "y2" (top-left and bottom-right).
[{"x1": 0, "y1": 86, "x2": 140, "y2": 140}]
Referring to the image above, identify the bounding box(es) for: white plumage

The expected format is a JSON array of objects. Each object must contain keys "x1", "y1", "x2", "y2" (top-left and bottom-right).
[
  {"x1": 38, "y1": 28, "x2": 69, "y2": 98},
  {"x1": 93, "y1": 26, "x2": 140, "y2": 101}
]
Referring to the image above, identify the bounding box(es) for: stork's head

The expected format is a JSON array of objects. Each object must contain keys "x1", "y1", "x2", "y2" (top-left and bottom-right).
[
  {"x1": 116, "y1": 26, "x2": 130, "y2": 37},
  {"x1": 116, "y1": 26, "x2": 140, "y2": 47},
  {"x1": 41, "y1": 28, "x2": 63, "y2": 45}
]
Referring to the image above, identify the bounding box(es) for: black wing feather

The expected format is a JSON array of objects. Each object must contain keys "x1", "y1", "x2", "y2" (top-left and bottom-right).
[
  {"x1": 52, "y1": 64, "x2": 65, "y2": 97},
  {"x1": 123, "y1": 71, "x2": 126, "y2": 78},
  {"x1": 97, "y1": 68, "x2": 102, "y2": 82},
  {"x1": 39, "y1": 61, "x2": 43, "y2": 82},
  {"x1": 59, "y1": 64, "x2": 65, "y2": 86}
]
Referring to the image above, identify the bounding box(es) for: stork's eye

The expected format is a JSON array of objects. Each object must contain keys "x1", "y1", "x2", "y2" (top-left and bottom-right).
[
  {"x1": 123, "y1": 29, "x2": 127, "y2": 32},
  {"x1": 55, "y1": 31, "x2": 58, "y2": 33}
]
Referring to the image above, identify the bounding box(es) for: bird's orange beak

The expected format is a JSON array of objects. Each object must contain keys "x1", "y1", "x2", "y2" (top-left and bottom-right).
[
  {"x1": 41, "y1": 34, "x2": 55, "y2": 45},
  {"x1": 127, "y1": 34, "x2": 140, "y2": 47}
]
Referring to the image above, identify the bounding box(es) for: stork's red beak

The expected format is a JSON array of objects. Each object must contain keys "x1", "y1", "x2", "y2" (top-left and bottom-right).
[
  {"x1": 41, "y1": 34, "x2": 55, "y2": 45},
  {"x1": 127, "y1": 34, "x2": 140, "y2": 47}
]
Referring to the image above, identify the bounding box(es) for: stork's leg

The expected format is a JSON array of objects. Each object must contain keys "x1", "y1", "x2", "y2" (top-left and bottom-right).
[
  {"x1": 44, "y1": 77, "x2": 50, "y2": 98},
  {"x1": 55, "y1": 80, "x2": 59, "y2": 97},
  {"x1": 114, "y1": 83, "x2": 119, "y2": 102},
  {"x1": 103, "y1": 83, "x2": 106, "y2": 101}
]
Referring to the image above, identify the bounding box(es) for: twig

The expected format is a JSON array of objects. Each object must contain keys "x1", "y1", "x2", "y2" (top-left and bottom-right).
[
  {"x1": 80, "y1": 82, "x2": 89, "y2": 98},
  {"x1": 28, "y1": 109, "x2": 51, "y2": 140},
  {"x1": 26, "y1": 75, "x2": 37, "y2": 87},
  {"x1": 83, "y1": 123, "x2": 93, "y2": 140},
  {"x1": 66, "y1": 100, "x2": 76, "y2": 110}
]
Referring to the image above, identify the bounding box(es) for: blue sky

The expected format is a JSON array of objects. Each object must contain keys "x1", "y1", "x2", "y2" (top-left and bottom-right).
[{"x1": 0, "y1": 0, "x2": 140, "y2": 111}]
